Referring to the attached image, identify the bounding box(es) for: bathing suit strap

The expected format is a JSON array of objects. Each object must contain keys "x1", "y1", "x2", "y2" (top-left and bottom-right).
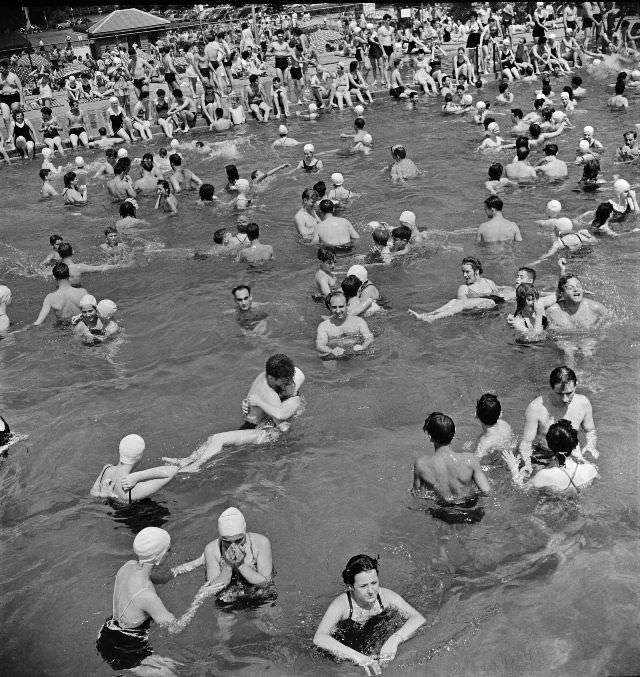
[
  {"x1": 347, "y1": 590, "x2": 354, "y2": 619},
  {"x1": 377, "y1": 593, "x2": 384, "y2": 609},
  {"x1": 113, "y1": 574, "x2": 152, "y2": 623},
  {"x1": 98, "y1": 463, "x2": 113, "y2": 488},
  {"x1": 561, "y1": 465, "x2": 580, "y2": 492}
]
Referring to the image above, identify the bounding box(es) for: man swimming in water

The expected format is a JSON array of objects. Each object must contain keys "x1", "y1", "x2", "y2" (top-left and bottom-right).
[
  {"x1": 57, "y1": 242, "x2": 117, "y2": 286},
  {"x1": 31, "y1": 263, "x2": 88, "y2": 327},
  {"x1": 472, "y1": 393, "x2": 514, "y2": 461},
  {"x1": 545, "y1": 273, "x2": 611, "y2": 331},
  {"x1": 311, "y1": 199, "x2": 360, "y2": 248},
  {"x1": 518, "y1": 366, "x2": 598, "y2": 473},
  {"x1": 162, "y1": 354, "x2": 305, "y2": 472},
  {"x1": 237, "y1": 223, "x2": 273, "y2": 264},
  {"x1": 232, "y1": 284, "x2": 268, "y2": 334},
  {"x1": 387, "y1": 144, "x2": 422, "y2": 183},
  {"x1": 413, "y1": 412, "x2": 490, "y2": 524},
  {"x1": 476, "y1": 195, "x2": 522, "y2": 243},
  {"x1": 294, "y1": 187, "x2": 320, "y2": 240},
  {"x1": 316, "y1": 290, "x2": 374, "y2": 358}
]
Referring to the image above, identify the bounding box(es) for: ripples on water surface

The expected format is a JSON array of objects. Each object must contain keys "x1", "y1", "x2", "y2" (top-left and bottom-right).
[{"x1": 1, "y1": 69, "x2": 639, "y2": 677}]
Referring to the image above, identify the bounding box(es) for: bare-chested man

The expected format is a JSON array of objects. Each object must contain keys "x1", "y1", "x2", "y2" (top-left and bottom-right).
[
  {"x1": 311, "y1": 199, "x2": 360, "y2": 248},
  {"x1": 518, "y1": 366, "x2": 598, "y2": 473},
  {"x1": 413, "y1": 412, "x2": 490, "y2": 524},
  {"x1": 294, "y1": 187, "x2": 320, "y2": 240},
  {"x1": 315, "y1": 291, "x2": 373, "y2": 358},
  {"x1": 32, "y1": 262, "x2": 88, "y2": 326},
  {"x1": 546, "y1": 274, "x2": 611, "y2": 331}
]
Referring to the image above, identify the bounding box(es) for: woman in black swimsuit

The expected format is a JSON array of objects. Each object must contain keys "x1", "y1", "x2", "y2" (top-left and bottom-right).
[
  {"x1": 367, "y1": 28, "x2": 384, "y2": 86},
  {"x1": 314, "y1": 555, "x2": 425, "y2": 671},
  {"x1": 10, "y1": 109, "x2": 37, "y2": 159}
]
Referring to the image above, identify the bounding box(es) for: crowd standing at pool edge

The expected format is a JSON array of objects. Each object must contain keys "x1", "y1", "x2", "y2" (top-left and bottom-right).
[{"x1": 1, "y1": 2, "x2": 639, "y2": 675}]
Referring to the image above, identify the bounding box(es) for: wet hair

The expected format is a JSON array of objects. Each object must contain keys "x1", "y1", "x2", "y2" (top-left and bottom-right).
[
  {"x1": 461, "y1": 256, "x2": 482, "y2": 274},
  {"x1": 529, "y1": 123, "x2": 542, "y2": 139},
  {"x1": 313, "y1": 180, "x2": 326, "y2": 198},
  {"x1": 159, "y1": 148, "x2": 168, "y2": 158},
  {"x1": 199, "y1": 183, "x2": 215, "y2": 201},
  {"x1": 392, "y1": 225, "x2": 412, "y2": 242},
  {"x1": 391, "y1": 145, "x2": 406, "y2": 160},
  {"x1": 39, "y1": 168, "x2": 51, "y2": 181},
  {"x1": 423, "y1": 412, "x2": 455, "y2": 445},
  {"x1": 562, "y1": 86, "x2": 574, "y2": 100},
  {"x1": 546, "y1": 420, "x2": 579, "y2": 464},
  {"x1": 484, "y1": 195, "x2": 503, "y2": 211},
  {"x1": 173, "y1": 88, "x2": 183, "y2": 98},
  {"x1": 488, "y1": 162, "x2": 503, "y2": 180},
  {"x1": 615, "y1": 81, "x2": 625, "y2": 95},
  {"x1": 325, "y1": 290, "x2": 346, "y2": 310},
  {"x1": 319, "y1": 199, "x2": 334, "y2": 215},
  {"x1": 114, "y1": 157, "x2": 131, "y2": 176},
  {"x1": 341, "y1": 274, "x2": 363, "y2": 300},
  {"x1": 232, "y1": 284, "x2": 250, "y2": 297},
  {"x1": 156, "y1": 88, "x2": 166, "y2": 96},
  {"x1": 511, "y1": 108, "x2": 523, "y2": 119},
  {"x1": 498, "y1": 82, "x2": 509, "y2": 93},
  {"x1": 533, "y1": 97, "x2": 545, "y2": 110},
  {"x1": 52, "y1": 262, "x2": 70, "y2": 280},
  {"x1": 624, "y1": 130, "x2": 638, "y2": 140},
  {"x1": 245, "y1": 222, "x2": 260, "y2": 240},
  {"x1": 302, "y1": 187, "x2": 319, "y2": 202},
  {"x1": 518, "y1": 266, "x2": 536, "y2": 283},
  {"x1": 515, "y1": 136, "x2": 529, "y2": 149},
  {"x1": 582, "y1": 158, "x2": 600, "y2": 182},
  {"x1": 249, "y1": 73, "x2": 258, "y2": 83},
  {"x1": 372, "y1": 228, "x2": 389, "y2": 246},
  {"x1": 342, "y1": 554, "x2": 379, "y2": 586},
  {"x1": 476, "y1": 393, "x2": 501, "y2": 426},
  {"x1": 350, "y1": 60, "x2": 359, "y2": 72},
  {"x1": 317, "y1": 247, "x2": 336, "y2": 265},
  {"x1": 515, "y1": 282, "x2": 540, "y2": 316},
  {"x1": 215, "y1": 107, "x2": 224, "y2": 118},
  {"x1": 225, "y1": 164, "x2": 239, "y2": 183},
  {"x1": 49, "y1": 233, "x2": 63, "y2": 246},
  {"x1": 57, "y1": 242, "x2": 72, "y2": 258},
  {"x1": 142, "y1": 152, "x2": 153, "y2": 163},
  {"x1": 549, "y1": 365, "x2": 577, "y2": 388},
  {"x1": 541, "y1": 108, "x2": 554, "y2": 122},
  {"x1": 96, "y1": 125, "x2": 108, "y2": 136},
  {"x1": 41, "y1": 106, "x2": 52, "y2": 116},
  {"x1": 571, "y1": 76, "x2": 582, "y2": 87},
  {"x1": 104, "y1": 225, "x2": 117, "y2": 236},
  {"x1": 63, "y1": 171, "x2": 76, "y2": 188},
  {"x1": 213, "y1": 227, "x2": 228, "y2": 244},
  {"x1": 105, "y1": 148, "x2": 117, "y2": 159},
  {"x1": 119, "y1": 200, "x2": 136, "y2": 218},
  {"x1": 169, "y1": 153, "x2": 182, "y2": 167},
  {"x1": 541, "y1": 83, "x2": 552, "y2": 96},
  {"x1": 265, "y1": 353, "x2": 295, "y2": 380},
  {"x1": 591, "y1": 201, "x2": 614, "y2": 228},
  {"x1": 556, "y1": 274, "x2": 580, "y2": 298},
  {"x1": 516, "y1": 146, "x2": 529, "y2": 161},
  {"x1": 354, "y1": 117, "x2": 365, "y2": 130},
  {"x1": 544, "y1": 143, "x2": 558, "y2": 156},
  {"x1": 475, "y1": 80, "x2": 483, "y2": 89}
]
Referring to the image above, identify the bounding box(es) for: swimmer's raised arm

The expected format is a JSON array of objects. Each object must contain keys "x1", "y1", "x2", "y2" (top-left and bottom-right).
[
  {"x1": 528, "y1": 240, "x2": 564, "y2": 266},
  {"x1": 171, "y1": 553, "x2": 204, "y2": 577},
  {"x1": 264, "y1": 162, "x2": 290, "y2": 178}
]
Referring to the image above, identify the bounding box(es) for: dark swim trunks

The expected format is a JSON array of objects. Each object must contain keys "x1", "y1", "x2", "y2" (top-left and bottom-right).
[{"x1": 429, "y1": 496, "x2": 484, "y2": 524}]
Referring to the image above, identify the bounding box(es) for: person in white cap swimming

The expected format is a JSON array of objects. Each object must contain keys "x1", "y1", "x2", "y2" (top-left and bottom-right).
[
  {"x1": 609, "y1": 178, "x2": 639, "y2": 218},
  {"x1": 96, "y1": 527, "x2": 217, "y2": 671},
  {"x1": 171, "y1": 507, "x2": 273, "y2": 605},
  {"x1": 162, "y1": 353, "x2": 305, "y2": 472},
  {"x1": 97, "y1": 298, "x2": 120, "y2": 337},
  {"x1": 72, "y1": 294, "x2": 104, "y2": 344},
  {"x1": 296, "y1": 143, "x2": 323, "y2": 173},
  {"x1": 0, "y1": 284, "x2": 11, "y2": 335},
  {"x1": 328, "y1": 172, "x2": 354, "y2": 204},
  {"x1": 528, "y1": 217, "x2": 596, "y2": 266},
  {"x1": 581, "y1": 126, "x2": 604, "y2": 153},
  {"x1": 535, "y1": 199, "x2": 563, "y2": 226},
  {"x1": 91, "y1": 434, "x2": 179, "y2": 502},
  {"x1": 398, "y1": 210, "x2": 429, "y2": 244},
  {"x1": 272, "y1": 124, "x2": 299, "y2": 148},
  {"x1": 73, "y1": 155, "x2": 89, "y2": 188}
]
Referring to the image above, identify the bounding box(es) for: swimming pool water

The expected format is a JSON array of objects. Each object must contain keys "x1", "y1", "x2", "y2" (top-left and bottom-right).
[{"x1": 1, "y1": 66, "x2": 639, "y2": 676}]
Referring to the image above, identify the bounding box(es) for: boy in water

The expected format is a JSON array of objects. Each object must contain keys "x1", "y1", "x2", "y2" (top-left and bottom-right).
[
  {"x1": 155, "y1": 179, "x2": 178, "y2": 215},
  {"x1": 473, "y1": 394, "x2": 514, "y2": 461},
  {"x1": 485, "y1": 162, "x2": 517, "y2": 194},
  {"x1": 39, "y1": 168, "x2": 58, "y2": 197},
  {"x1": 413, "y1": 412, "x2": 490, "y2": 524},
  {"x1": 100, "y1": 226, "x2": 129, "y2": 260}
]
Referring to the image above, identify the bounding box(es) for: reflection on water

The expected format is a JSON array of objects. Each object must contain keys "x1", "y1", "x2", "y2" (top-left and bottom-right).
[{"x1": 0, "y1": 64, "x2": 639, "y2": 677}]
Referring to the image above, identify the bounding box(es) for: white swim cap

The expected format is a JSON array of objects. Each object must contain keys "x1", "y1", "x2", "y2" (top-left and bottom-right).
[
  {"x1": 309, "y1": 103, "x2": 318, "y2": 112},
  {"x1": 476, "y1": 101, "x2": 486, "y2": 110},
  {"x1": 133, "y1": 527, "x2": 170, "y2": 565},
  {"x1": 0, "y1": 285, "x2": 11, "y2": 304},
  {"x1": 366, "y1": 220, "x2": 384, "y2": 231},
  {"x1": 462, "y1": 94, "x2": 472, "y2": 106},
  {"x1": 79, "y1": 294, "x2": 97, "y2": 310},
  {"x1": 354, "y1": 104, "x2": 365, "y2": 116},
  {"x1": 278, "y1": 124, "x2": 288, "y2": 135},
  {"x1": 347, "y1": 264, "x2": 368, "y2": 282},
  {"x1": 235, "y1": 178, "x2": 250, "y2": 191},
  {"x1": 354, "y1": 26, "x2": 362, "y2": 33},
  {"x1": 560, "y1": 91, "x2": 570, "y2": 101},
  {"x1": 69, "y1": 75, "x2": 76, "y2": 82},
  {"x1": 218, "y1": 507, "x2": 246, "y2": 537},
  {"x1": 503, "y1": 38, "x2": 510, "y2": 44},
  {"x1": 331, "y1": 172, "x2": 344, "y2": 186},
  {"x1": 548, "y1": 33, "x2": 556, "y2": 40},
  {"x1": 74, "y1": 156, "x2": 85, "y2": 168},
  {"x1": 566, "y1": 27, "x2": 574, "y2": 34},
  {"x1": 362, "y1": 133, "x2": 373, "y2": 145},
  {"x1": 554, "y1": 217, "x2": 573, "y2": 234},
  {"x1": 631, "y1": 70, "x2": 640, "y2": 81},
  {"x1": 117, "y1": 148, "x2": 128, "y2": 158},
  {"x1": 42, "y1": 147, "x2": 51, "y2": 157},
  {"x1": 593, "y1": 58, "x2": 601, "y2": 65},
  {"x1": 366, "y1": 23, "x2": 374, "y2": 30},
  {"x1": 97, "y1": 299, "x2": 117, "y2": 320},
  {"x1": 488, "y1": 122, "x2": 499, "y2": 133},
  {"x1": 583, "y1": 125, "x2": 594, "y2": 135},
  {"x1": 547, "y1": 199, "x2": 562, "y2": 212},
  {"x1": 119, "y1": 433, "x2": 145, "y2": 465},
  {"x1": 552, "y1": 111, "x2": 565, "y2": 122},
  {"x1": 399, "y1": 210, "x2": 416, "y2": 226},
  {"x1": 303, "y1": 143, "x2": 314, "y2": 153},
  {"x1": 109, "y1": 96, "x2": 118, "y2": 104},
  {"x1": 578, "y1": 139, "x2": 590, "y2": 152},
  {"x1": 170, "y1": 139, "x2": 180, "y2": 148},
  {"x1": 614, "y1": 178, "x2": 631, "y2": 193}
]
